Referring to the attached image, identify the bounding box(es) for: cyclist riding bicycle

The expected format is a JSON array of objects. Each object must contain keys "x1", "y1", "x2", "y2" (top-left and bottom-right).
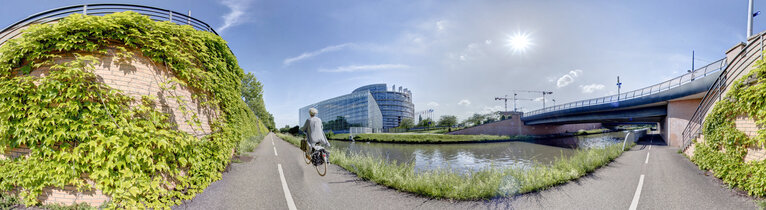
[{"x1": 300, "y1": 108, "x2": 331, "y2": 158}]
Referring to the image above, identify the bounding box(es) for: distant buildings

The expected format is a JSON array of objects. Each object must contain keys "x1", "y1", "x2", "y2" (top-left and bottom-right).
[{"x1": 299, "y1": 84, "x2": 414, "y2": 133}]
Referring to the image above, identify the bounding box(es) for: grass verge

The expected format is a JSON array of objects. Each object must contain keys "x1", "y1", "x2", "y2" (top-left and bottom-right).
[
  {"x1": 275, "y1": 133, "x2": 633, "y2": 199},
  {"x1": 329, "y1": 133, "x2": 510, "y2": 143},
  {"x1": 236, "y1": 134, "x2": 266, "y2": 155}
]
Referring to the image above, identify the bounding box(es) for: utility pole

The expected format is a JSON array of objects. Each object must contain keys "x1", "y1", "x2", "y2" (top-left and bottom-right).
[
  {"x1": 617, "y1": 76, "x2": 622, "y2": 100},
  {"x1": 692, "y1": 50, "x2": 695, "y2": 71}
]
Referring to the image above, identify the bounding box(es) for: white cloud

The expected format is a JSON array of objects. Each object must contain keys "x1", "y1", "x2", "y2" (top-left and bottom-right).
[
  {"x1": 533, "y1": 97, "x2": 544, "y2": 102},
  {"x1": 318, "y1": 64, "x2": 410, "y2": 73},
  {"x1": 217, "y1": 0, "x2": 252, "y2": 33},
  {"x1": 485, "y1": 40, "x2": 492, "y2": 45},
  {"x1": 457, "y1": 99, "x2": 471, "y2": 106},
  {"x1": 283, "y1": 43, "x2": 354, "y2": 66},
  {"x1": 427, "y1": 101, "x2": 439, "y2": 107},
  {"x1": 556, "y1": 69, "x2": 583, "y2": 88},
  {"x1": 436, "y1": 20, "x2": 447, "y2": 31},
  {"x1": 580, "y1": 83, "x2": 605, "y2": 93},
  {"x1": 482, "y1": 105, "x2": 504, "y2": 113}
]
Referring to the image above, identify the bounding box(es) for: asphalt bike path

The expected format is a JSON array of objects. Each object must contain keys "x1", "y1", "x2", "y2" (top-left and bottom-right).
[{"x1": 174, "y1": 133, "x2": 757, "y2": 210}]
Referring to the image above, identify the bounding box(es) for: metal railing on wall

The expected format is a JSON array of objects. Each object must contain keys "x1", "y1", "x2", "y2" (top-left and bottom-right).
[
  {"x1": 681, "y1": 33, "x2": 766, "y2": 150},
  {"x1": 0, "y1": 4, "x2": 218, "y2": 46},
  {"x1": 522, "y1": 58, "x2": 727, "y2": 118}
]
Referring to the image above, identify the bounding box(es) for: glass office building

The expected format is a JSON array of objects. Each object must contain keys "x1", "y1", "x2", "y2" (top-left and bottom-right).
[
  {"x1": 299, "y1": 83, "x2": 415, "y2": 133},
  {"x1": 299, "y1": 91, "x2": 383, "y2": 133},
  {"x1": 352, "y1": 84, "x2": 414, "y2": 129}
]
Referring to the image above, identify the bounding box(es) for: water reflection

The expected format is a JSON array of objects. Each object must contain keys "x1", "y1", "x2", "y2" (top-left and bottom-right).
[{"x1": 331, "y1": 132, "x2": 625, "y2": 172}]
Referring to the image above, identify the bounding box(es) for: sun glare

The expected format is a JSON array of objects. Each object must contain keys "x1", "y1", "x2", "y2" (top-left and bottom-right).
[{"x1": 506, "y1": 32, "x2": 532, "y2": 54}]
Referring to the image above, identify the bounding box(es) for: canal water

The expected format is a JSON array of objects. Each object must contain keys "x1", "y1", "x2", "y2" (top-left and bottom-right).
[{"x1": 331, "y1": 132, "x2": 628, "y2": 172}]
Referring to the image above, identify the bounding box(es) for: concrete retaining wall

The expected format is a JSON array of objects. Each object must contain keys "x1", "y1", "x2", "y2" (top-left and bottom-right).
[{"x1": 448, "y1": 113, "x2": 602, "y2": 136}]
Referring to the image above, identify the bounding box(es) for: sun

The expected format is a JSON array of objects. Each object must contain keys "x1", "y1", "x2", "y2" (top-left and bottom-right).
[{"x1": 506, "y1": 32, "x2": 532, "y2": 54}]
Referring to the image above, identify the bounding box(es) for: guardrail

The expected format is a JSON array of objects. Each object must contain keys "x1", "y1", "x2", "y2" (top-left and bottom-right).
[
  {"x1": 522, "y1": 58, "x2": 726, "y2": 118},
  {"x1": 0, "y1": 4, "x2": 218, "y2": 46},
  {"x1": 681, "y1": 33, "x2": 766, "y2": 150}
]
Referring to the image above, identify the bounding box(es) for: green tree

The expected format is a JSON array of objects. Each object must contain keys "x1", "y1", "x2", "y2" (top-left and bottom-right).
[
  {"x1": 397, "y1": 118, "x2": 415, "y2": 130},
  {"x1": 417, "y1": 118, "x2": 435, "y2": 127},
  {"x1": 466, "y1": 113, "x2": 486, "y2": 126},
  {"x1": 437, "y1": 115, "x2": 458, "y2": 127},
  {"x1": 279, "y1": 125, "x2": 291, "y2": 133},
  {"x1": 241, "y1": 72, "x2": 276, "y2": 130}
]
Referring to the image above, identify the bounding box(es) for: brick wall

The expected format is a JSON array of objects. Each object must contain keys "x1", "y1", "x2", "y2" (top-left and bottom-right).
[
  {"x1": 3, "y1": 48, "x2": 217, "y2": 206},
  {"x1": 736, "y1": 115, "x2": 765, "y2": 163},
  {"x1": 0, "y1": 147, "x2": 30, "y2": 160},
  {"x1": 29, "y1": 50, "x2": 218, "y2": 136}
]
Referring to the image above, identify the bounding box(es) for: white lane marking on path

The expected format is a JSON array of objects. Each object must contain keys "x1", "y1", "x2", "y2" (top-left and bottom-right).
[
  {"x1": 277, "y1": 164, "x2": 298, "y2": 210},
  {"x1": 272, "y1": 140, "x2": 274, "y2": 145},
  {"x1": 645, "y1": 153, "x2": 650, "y2": 164},
  {"x1": 648, "y1": 145, "x2": 652, "y2": 150},
  {"x1": 274, "y1": 147, "x2": 278, "y2": 156},
  {"x1": 629, "y1": 174, "x2": 645, "y2": 210}
]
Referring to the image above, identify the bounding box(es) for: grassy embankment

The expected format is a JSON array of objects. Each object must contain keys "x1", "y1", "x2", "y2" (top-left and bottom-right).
[
  {"x1": 275, "y1": 133, "x2": 632, "y2": 199},
  {"x1": 573, "y1": 128, "x2": 611, "y2": 135},
  {"x1": 327, "y1": 133, "x2": 512, "y2": 143}
]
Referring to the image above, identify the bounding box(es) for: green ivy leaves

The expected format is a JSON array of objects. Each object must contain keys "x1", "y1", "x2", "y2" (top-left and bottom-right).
[
  {"x1": 694, "y1": 52, "x2": 766, "y2": 197},
  {"x1": 0, "y1": 12, "x2": 268, "y2": 208}
]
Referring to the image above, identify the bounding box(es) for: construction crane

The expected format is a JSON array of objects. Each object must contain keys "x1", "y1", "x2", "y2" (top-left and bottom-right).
[
  {"x1": 512, "y1": 90, "x2": 554, "y2": 109},
  {"x1": 494, "y1": 95, "x2": 511, "y2": 112},
  {"x1": 495, "y1": 94, "x2": 535, "y2": 112}
]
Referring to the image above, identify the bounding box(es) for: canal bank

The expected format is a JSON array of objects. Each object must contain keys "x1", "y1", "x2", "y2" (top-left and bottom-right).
[
  {"x1": 175, "y1": 132, "x2": 756, "y2": 209},
  {"x1": 276, "y1": 130, "x2": 644, "y2": 199}
]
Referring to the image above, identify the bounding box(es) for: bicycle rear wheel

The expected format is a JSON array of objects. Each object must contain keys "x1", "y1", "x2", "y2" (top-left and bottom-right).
[
  {"x1": 303, "y1": 149, "x2": 311, "y2": 164},
  {"x1": 316, "y1": 152, "x2": 327, "y2": 176}
]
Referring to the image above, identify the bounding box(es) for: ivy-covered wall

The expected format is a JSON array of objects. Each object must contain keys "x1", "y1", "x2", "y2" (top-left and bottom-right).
[
  {"x1": 0, "y1": 12, "x2": 268, "y2": 208},
  {"x1": 693, "y1": 53, "x2": 766, "y2": 197}
]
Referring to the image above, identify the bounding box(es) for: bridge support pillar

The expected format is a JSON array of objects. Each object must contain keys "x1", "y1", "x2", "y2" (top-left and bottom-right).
[{"x1": 663, "y1": 99, "x2": 702, "y2": 147}]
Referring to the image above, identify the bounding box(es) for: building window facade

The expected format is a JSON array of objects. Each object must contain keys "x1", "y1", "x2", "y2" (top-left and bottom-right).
[{"x1": 299, "y1": 83, "x2": 415, "y2": 133}]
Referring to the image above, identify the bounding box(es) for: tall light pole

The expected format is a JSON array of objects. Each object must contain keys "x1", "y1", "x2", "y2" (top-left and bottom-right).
[
  {"x1": 542, "y1": 91, "x2": 553, "y2": 108},
  {"x1": 748, "y1": 0, "x2": 754, "y2": 38}
]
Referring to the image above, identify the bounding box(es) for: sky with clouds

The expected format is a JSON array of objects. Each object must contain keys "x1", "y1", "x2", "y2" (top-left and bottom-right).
[{"x1": 2, "y1": 0, "x2": 765, "y2": 128}]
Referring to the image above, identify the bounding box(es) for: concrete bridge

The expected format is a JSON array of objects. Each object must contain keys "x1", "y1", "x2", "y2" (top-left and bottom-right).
[
  {"x1": 519, "y1": 59, "x2": 725, "y2": 146},
  {"x1": 455, "y1": 32, "x2": 763, "y2": 149},
  {"x1": 519, "y1": 32, "x2": 765, "y2": 148}
]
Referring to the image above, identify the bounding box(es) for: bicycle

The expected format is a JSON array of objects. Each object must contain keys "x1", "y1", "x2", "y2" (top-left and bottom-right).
[{"x1": 301, "y1": 140, "x2": 329, "y2": 176}]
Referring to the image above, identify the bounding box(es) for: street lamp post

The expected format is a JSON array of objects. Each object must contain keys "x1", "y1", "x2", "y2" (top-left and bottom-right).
[
  {"x1": 542, "y1": 91, "x2": 553, "y2": 109},
  {"x1": 617, "y1": 76, "x2": 622, "y2": 100},
  {"x1": 748, "y1": 0, "x2": 754, "y2": 38}
]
